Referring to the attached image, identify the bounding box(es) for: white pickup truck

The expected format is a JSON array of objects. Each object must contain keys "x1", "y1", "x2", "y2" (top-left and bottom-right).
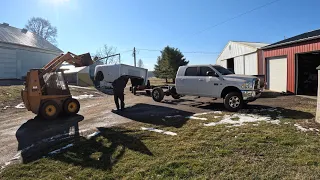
[{"x1": 151, "y1": 65, "x2": 262, "y2": 111}]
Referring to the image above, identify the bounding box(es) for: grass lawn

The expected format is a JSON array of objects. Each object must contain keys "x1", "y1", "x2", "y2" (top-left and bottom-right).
[{"x1": 2, "y1": 110, "x2": 320, "y2": 179}]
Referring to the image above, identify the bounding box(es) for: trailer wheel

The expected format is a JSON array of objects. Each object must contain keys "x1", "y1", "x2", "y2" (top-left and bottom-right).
[
  {"x1": 40, "y1": 100, "x2": 60, "y2": 120},
  {"x1": 63, "y1": 98, "x2": 80, "y2": 115},
  {"x1": 223, "y1": 92, "x2": 243, "y2": 112},
  {"x1": 172, "y1": 94, "x2": 181, "y2": 99},
  {"x1": 152, "y1": 87, "x2": 164, "y2": 102}
]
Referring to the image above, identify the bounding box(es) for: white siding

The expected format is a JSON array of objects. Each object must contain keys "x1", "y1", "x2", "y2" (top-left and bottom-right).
[
  {"x1": 234, "y1": 56, "x2": 244, "y2": 74},
  {"x1": 17, "y1": 49, "x2": 58, "y2": 78},
  {"x1": 244, "y1": 52, "x2": 258, "y2": 75},
  {"x1": 216, "y1": 41, "x2": 257, "y2": 63},
  {"x1": 0, "y1": 48, "x2": 17, "y2": 79},
  {"x1": 219, "y1": 59, "x2": 227, "y2": 68}
]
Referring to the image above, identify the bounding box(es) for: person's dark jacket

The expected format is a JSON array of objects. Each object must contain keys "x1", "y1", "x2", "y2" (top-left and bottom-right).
[{"x1": 112, "y1": 76, "x2": 129, "y2": 94}]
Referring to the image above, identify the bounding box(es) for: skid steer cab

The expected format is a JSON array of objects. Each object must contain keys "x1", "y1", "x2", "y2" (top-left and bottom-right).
[{"x1": 21, "y1": 52, "x2": 93, "y2": 120}]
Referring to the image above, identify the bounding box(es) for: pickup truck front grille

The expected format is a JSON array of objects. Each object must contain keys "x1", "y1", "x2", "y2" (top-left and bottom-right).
[{"x1": 254, "y1": 79, "x2": 260, "y2": 89}]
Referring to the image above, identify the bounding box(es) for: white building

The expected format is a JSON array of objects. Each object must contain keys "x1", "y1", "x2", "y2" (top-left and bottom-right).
[
  {"x1": 216, "y1": 41, "x2": 269, "y2": 75},
  {"x1": 0, "y1": 23, "x2": 63, "y2": 79}
]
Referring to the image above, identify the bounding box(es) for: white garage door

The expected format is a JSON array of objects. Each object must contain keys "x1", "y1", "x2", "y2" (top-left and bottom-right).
[
  {"x1": 267, "y1": 57, "x2": 287, "y2": 92},
  {"x1": 0, "y1": 48, "x2": 17, "y2": 79}
]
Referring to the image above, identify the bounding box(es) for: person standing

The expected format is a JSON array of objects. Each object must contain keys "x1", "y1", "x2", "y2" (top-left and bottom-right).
[{"x1": 112, "y1": 76, "x2": 129, "y2": 111}]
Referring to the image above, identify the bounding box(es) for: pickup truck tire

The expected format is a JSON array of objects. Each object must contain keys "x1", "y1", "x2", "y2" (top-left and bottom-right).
[
  {"x1": 152, "y1": 87, "x2": 164, "y2": 102},
  {"x1": 223, "y1": 92, "x2": 243, "y2": 112}
]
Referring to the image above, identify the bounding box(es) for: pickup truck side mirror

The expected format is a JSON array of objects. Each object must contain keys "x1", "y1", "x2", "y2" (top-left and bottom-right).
[{"x1": 206, "y1": 71, "x2": 218, "y2": 77}]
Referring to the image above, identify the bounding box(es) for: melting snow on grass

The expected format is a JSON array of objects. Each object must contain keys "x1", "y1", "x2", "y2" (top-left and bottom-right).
[
  {"x1": 141, "y1": 127, "x2": 177, "y2": 136},
  {"x1": 294, "y1": 124, "x2": 320, "y2": 132},
  {"x1": 48, "y1": 144, "x2": 74, "y2": 155},
  {"x1": 72, "y1": 94, "x2": 94, "y2": 100},
  {"x1": 15, "y1": 102, "x2": 25, "y2": 109},
  {"x1": 204, "y1": 113, "x2": 275, "y2": 127},
  {"x1": 87, "y1": 131, "x2": 101, "y2": 139},
  {"x1": 186, "y1": 116, "x2": 208, "y2": 121}
]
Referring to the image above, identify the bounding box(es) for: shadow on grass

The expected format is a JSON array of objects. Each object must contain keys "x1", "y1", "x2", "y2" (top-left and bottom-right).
[
  {"x1": 51, "y1": 127, "x2": 152, "y2": 170},
  {"x1": 16, "y1": 114, "x2": 84, "y2": 163},
  {"x1": 112, "y1": 103, "x2": 194, "y2": 128}
]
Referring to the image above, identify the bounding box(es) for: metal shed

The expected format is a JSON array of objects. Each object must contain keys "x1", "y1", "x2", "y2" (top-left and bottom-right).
[
  {"x1": 261, "y1": 29, "x2": 320, "y2": 95},
  {"x1": 0, "y1": 23, "x2": 63, "y2": 80},
  {"x1": 216, "y1": 41, "x2": 269, "y2": 75}
]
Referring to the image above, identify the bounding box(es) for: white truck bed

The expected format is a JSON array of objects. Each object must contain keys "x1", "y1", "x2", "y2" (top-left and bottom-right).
[{"x1": 95, "y1": 64, "x2": 148, "y2": 87}]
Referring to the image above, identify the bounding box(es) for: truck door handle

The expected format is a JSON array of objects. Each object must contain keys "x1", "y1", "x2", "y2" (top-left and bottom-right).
[
  {"x1": 214, "y1": 83, "x2": 218, "y2": 85},
  {"x1": 199, "y1": 79, "x2": 204, "y2": 81}
]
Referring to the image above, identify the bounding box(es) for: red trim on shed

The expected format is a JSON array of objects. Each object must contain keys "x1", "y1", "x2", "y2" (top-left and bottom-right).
[{"x1": 261, "y1": 39, "x2": 320, "y2": 93}]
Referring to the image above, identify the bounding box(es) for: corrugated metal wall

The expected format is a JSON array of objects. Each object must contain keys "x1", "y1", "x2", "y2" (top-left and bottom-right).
[
  {"x1": 217, "y1": 41, "x2": 257, "y2": 63},
  {"x1": 17, "y1": 49, "x2": 58, "y2": 79},
  {"x1": 244, "y1": 52, "x2": 258, "y2": 75},
  {"x1": 262, "y1": 39, "x2": 320, "y2": 93},
  {"x1": 234, "y1": 56, "x2": 244, "y2": 74},
  {"x1": 0, "y1": 48, "x2": 17, "y2": 79}
]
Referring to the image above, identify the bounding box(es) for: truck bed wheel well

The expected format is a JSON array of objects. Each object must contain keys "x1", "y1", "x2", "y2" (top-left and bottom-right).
[
  {"x1": 221, "y1": 86, "x2": 241, "y2": 98},
  {"x1": 95, "y1": 71, "x2": 104, "y2": 81}
]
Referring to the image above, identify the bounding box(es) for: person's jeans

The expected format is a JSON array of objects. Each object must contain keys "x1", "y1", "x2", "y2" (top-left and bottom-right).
[{"x1": 114, "y1": 92, "x2": 125, "y2": 110}]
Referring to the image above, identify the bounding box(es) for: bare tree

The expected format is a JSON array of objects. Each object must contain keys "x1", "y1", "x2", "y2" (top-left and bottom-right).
[
  {"x1": 138, "y1": 59, "x2": 144, "y2": 68},
  {"x1": 25, "y1": 17, "x2": 57, "y2": 44},
  {"x1": 95, "y1": 45, "x2": 120, "y2": 64}
]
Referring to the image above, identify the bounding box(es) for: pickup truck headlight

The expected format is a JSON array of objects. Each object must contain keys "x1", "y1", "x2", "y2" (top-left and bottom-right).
[{"x1": 241, "y1": 81, "x2": 253, "y2": 89}]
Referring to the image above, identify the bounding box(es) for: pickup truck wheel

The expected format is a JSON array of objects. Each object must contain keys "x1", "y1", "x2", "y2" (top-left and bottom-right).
[
  {"x1": 152, "y1": 87, "x2": 164, "y2": 102},
  {"x1": 224, "y1": 92, "x2": 243, "y2": 112}
]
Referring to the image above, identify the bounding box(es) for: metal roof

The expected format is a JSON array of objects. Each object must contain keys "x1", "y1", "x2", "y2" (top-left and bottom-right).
[
  {"x1": 235, "y1": 41, "x2": 269, "y2": 49},
  {"x1": 263, "y1": 29, "x2": 320, "y2": 49},
  {"x1": 0, "y1": 23, "x2": 63, "y2": 53}
]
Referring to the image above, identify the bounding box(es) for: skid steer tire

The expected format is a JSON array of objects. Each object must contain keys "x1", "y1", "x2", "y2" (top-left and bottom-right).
[
  {"x1": 152, "y1": 87, "x2": 164, "y2": 102},
  {"x1": 63, "y1": 98, "x2": 80, "y2": 115},
  {"x1": 172, "y1": 94, "x2": 181, "y2": 99},
  {"x1": 40, "y1": 100, "x2": 60, "y2": 120}
]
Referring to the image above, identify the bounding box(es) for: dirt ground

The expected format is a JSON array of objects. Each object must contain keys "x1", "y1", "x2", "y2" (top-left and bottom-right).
[{"x1": 0, "y1": 87, "x2": 317, "y2": 169}]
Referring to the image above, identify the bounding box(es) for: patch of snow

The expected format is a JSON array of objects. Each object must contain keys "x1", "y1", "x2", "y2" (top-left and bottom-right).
[
  {"x1": 10, "y1": 152, "x2": 21, "y2": 161},
  {"x1": 284, "y1": 122, "x2": 290, "y2": 125},
  {"x1": 293, "y1": 124, "x2": 319, "y2": 132},
  {"x1": 2, "y1": 106, "x2": 10, "y2": 110},
  {"x1": 294, "y1": 124, "x2": 309, "y2": 132},
  {"x1": 204, "y1": 113, "x2": 273, "y2": 127},
  {"x1": 15, "y1": 102, "x2": 25, "y2": 109},
  {"x1": 72, "y1": 94, "x2": 94, "y2": 100},
  {"x1": 48, "y1": 144, "x2": 74, "y2": 155},
  {"x1": 141, "y1": 127, "x2": 177, "y2": 136},
  {"x1": 269, "y1": 120, "x2": 281, "y2": 125},
  {"x1": 193, "y1": 111, "x2": 222, "y2": 116},
  {"x1": 87, "y1": 132, "x2": 100, "y2": 139},
  {"x1": 165, "y1": 115, "x2": 182, "y2": 118},
  {"x1": 186, "y1": 116, "x2": 208, "y2": 121},
  {"x1": 213, "y1": 116, "x2": 221, "y2": 119}
]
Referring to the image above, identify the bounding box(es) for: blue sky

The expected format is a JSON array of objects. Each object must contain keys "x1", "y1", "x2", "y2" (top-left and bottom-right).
[{"x1": 1, "y1": 0, "x2": 320, "y2": 70}]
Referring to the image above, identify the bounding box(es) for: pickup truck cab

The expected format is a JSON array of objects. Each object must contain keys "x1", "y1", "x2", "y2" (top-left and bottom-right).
[{"x1": 151, "y1": 65, "x2": 261, "y2": 111}]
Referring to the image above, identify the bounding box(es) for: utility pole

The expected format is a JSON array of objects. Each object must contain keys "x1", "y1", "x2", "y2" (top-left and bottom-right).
[{"x1": 133, "y1": 47, "x2": 136, "y2": 67}]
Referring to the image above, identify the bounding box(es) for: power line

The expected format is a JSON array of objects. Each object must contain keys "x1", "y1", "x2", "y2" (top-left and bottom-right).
[{"x1": 177, "y1": 0, "x2": 282, "y2": 42}]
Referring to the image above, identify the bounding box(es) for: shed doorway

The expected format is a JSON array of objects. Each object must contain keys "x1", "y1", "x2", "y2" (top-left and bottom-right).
[
  {"x1": 227, "y1": 58, "x2": 234, "y2": 73},
  {"x1": 296, "y1": 52, "x2": 320, "y2": 96}
]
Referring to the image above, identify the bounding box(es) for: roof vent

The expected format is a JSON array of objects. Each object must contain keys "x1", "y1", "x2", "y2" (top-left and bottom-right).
[
  {"x1": 21, "y1": 28, "x2": 28, "y2": 33},
  {"x1": 2, "y1": 23, "x2": 9, "y2": 26}
]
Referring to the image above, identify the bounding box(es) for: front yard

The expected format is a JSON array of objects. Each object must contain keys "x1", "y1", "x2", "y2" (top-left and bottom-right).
[{"x1": 2, "y1": 101, "x2": 320, "y2": 179}]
